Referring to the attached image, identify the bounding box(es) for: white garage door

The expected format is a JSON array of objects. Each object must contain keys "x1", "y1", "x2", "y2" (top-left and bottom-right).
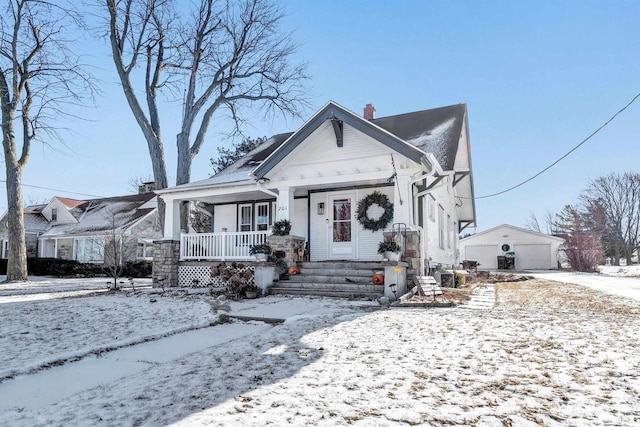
[
  {"x1": 464, "y1": 245, "x2": 498, "y2": 269},
  {"x1": 515, "y1": 244, "x2": 551, "y2": 270}
]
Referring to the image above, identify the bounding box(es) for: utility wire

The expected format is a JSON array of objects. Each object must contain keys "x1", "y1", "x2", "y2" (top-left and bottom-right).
[
  {"x1": 472, "y1": 91, "x2": 640, "y2": 200},
  {"x1": 0, "y1": 179, "x2": 104, "y2": 198}
]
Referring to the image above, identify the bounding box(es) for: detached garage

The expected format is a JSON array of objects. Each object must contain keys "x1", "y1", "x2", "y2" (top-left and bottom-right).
[{"x1": 459, "y1": 224, "x2": 564, "y2": 270}]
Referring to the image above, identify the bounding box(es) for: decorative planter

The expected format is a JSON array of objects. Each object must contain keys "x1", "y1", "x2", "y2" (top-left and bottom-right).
[
  {"x1": 384, "y1": 251, "x2": 400, "y2": 262},
  {"x1": 245, "y1": 290, "x2": 258, "y2": 299},
  {"x1": 254, "y1": 253, "x2": 268, "y2": 262}
]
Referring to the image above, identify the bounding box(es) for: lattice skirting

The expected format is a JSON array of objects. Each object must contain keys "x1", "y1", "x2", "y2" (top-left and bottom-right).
[{"x1": 178, "y1": 264, "x2": 255, "y2": 288}]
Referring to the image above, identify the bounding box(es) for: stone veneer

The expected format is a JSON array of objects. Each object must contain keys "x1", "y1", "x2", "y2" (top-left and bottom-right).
[
  {"x1": 266, "y1": 235, "x2": 305, "y2": 267},
  {"x1": 152, "y1": 240, "x2": 180, "y2": 287},
  {"x1": 383, "y1": 230, "x2": 420, "y2": 279}
]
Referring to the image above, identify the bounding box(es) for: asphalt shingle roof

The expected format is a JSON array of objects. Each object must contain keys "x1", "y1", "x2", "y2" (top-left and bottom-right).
[
  {"x1": 40, "y1": 193, "x2": 156, "y2": 238},
  {"x1": 372, "y1": 104, "x2": 466, "y2": 171},
  {"x1": 178, "y1": 103, "x2": 466, "y2": 189}
]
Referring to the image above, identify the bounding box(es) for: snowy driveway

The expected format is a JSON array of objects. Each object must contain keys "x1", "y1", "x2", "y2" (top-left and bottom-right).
[{"x1": 528, "y1": 271, "x2": 640, "y2": 302}]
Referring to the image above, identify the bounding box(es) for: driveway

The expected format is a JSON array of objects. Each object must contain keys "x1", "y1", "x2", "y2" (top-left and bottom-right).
[{"x1": 528, "y1": 270, "x2": 640, "y2": 302}]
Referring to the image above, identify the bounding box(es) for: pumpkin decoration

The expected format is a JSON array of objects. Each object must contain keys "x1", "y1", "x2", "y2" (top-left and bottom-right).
[
  {"x1": 288, "y1": 266, "x2": 300, "y2": 275},
  {"x1": 372, "y1": 273, "x2": 385, "y2": 285}
]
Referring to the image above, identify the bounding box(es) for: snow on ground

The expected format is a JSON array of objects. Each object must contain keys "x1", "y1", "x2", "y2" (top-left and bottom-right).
[
  {"x1": 529, "y1": 270, "x2": 640, "y2": 302},
  {"x1": 1, "y1": 277, "x2": 639, "y2": 426},
  {"x1": 0, "y1": 290, "x2": 216, "y2": 381},
  {"x1": 0, "y1": 275, "x2": 151, "y2": 297},
  {"x1": 598, "y1": 264, "x2": 640, "y2": 277}
]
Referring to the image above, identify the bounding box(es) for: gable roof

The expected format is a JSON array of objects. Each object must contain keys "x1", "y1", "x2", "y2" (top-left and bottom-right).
[
  {"x1": 253, "y1": 101, "x2": 429, "y2": 179},
  {"x1": 461, "y1": 224, "x2": 565, "y2": 242},
  {"x1": 40, "y1": 192, "x2": 157, "y2": 238},
  {"x1": 56, "y1": 197, "x2": 86, "y2": 209},
  {"x1": 159, "y1": 101, "x2": 471, "y2": 193}
]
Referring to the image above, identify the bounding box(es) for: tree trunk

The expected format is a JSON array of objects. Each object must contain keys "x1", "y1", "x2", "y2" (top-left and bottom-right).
[
  {"x1": 176, "y1": 132, "x2": 193, "y2": 231},
  {"x1": 4, "y1": 159, "x2": 27, "y2": 281}
]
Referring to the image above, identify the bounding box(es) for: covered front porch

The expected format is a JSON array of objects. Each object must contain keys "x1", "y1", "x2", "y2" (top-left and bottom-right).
[{"x1": 153, "y1": 173, "x2": 421, "y2": 292}]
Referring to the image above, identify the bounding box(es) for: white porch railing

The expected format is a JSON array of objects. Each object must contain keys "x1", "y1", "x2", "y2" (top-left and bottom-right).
[{"x1": 180, "y1": 231, "x2": 270, "y2": 261}]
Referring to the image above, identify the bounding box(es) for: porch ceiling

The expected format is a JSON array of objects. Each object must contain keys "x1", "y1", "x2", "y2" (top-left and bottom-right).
[
  {"x1": 190, "y1": 190, "x2": 274, "y2": 204},
  {"x1": 176, "y1": 177, "x2": 395, "y2": 204}
]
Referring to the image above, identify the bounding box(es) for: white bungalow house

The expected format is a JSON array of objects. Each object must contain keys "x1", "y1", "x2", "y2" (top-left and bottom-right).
[{"x1": 155, "y1": 101, "x2": 476, "y2": 291}]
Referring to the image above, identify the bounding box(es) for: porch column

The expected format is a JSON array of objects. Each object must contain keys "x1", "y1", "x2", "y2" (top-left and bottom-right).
[
  {"x1": 393, "y1": 171, "x2": 412, "y2": 225},
  {"x1": 276, "y1": 187, "x2": 294, "y2": 221},
  {"x1": 163, "y1": 197, "x2": 182, "y2": 240}
]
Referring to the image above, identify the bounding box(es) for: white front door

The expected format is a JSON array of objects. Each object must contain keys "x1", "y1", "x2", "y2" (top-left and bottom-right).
[
  {"x1": 42, "y1": 239, "x2": 56, "y2": 258},
  {"x1": 329, "y1": 194, "x2": 356, "y2": 259}
]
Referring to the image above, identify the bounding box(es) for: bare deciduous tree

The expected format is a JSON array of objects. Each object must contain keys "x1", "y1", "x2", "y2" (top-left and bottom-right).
[
  {"x1": 553, "y1": 204, "x2": 604, "y2": 272},
  {"x1": 581, "y1": 172, "x2": 640, "y2": 265},
  {"x1": 104, "y1": 0, "x2": 308, "y2": 229},
  {"x1": 0, "y1": 0, "x2": 93, "y2": 281},
  {"x1": 525, "y1": 210, "x2": 556, "y2": 235},
  {"x1": 99, "y1": 208, "x2": 137, "y2": 289}
]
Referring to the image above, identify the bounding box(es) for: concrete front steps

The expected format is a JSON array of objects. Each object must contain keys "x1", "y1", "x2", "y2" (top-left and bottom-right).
[{"x1": 269, "y1": 261, "x2": 385, "y2": 299}]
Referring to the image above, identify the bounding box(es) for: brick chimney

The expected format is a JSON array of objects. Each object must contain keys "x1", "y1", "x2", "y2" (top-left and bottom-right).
[
  {"x1": 138, "y1": 181, "x2": 156, "y2": 194},
  {"x1": 363, "y1": 103, "x2": 376, "y2": 120}
]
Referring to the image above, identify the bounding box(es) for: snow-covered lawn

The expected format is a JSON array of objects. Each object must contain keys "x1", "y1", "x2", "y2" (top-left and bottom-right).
[
  {"x1": 0, "y1": 291, "x2": 216, "y2": 381},
  {"x1": 599, "y1": 264, "x2": 640, "y2": 277},
  {"x1": 2, "y1": 278, "x2": 640, "y2": 426}
]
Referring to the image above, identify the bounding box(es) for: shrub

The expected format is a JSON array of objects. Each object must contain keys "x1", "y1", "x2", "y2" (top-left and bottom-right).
[
  {"x1": 122, "y1": 260, "x2": 153, "y2": 278},
  {"x1": 454, "y1": 271, "x2": 466, "y2": 287}
]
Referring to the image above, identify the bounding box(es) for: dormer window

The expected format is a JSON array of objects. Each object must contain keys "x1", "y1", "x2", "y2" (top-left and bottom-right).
[{"x1": 51, "y1": 208, "x2": 58, "y2": 222}]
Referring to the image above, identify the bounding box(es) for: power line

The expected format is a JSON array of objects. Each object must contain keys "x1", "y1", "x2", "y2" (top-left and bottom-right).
[
  {"x1": 472, "y1": 91, "x2": 640, "y2": 200},
  {"x1": 0, "y1": 180, "x2": 104, "y2": 198}
]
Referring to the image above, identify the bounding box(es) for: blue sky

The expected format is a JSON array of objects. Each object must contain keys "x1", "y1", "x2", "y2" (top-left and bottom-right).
[{"x1": 3, "y1": 0, "x2": 640, "y2": 232}]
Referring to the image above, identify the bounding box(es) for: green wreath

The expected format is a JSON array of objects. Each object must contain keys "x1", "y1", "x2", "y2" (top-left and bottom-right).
[{"x1": 356, "y1": 191, "x2": 394, "y2": 232}]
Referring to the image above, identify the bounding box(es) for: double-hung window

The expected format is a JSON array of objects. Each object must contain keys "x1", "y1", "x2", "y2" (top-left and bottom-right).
[
  {"x1": 438, "y1": 205, "x2": 445, "y2": 249},
  {"x1": 239, "y1": 205, "x2": 252, "y2": 232},
  {"x1": 255, "y1": 202, "x2": 270, "y2": 231},
  {"x1": 137, "y1": 242, "x2": 154, "y2": 259}
]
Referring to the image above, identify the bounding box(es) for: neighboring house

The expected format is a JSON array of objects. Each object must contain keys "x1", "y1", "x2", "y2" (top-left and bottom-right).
[
  {"x1": 0, "y1": 202, "x2": 53, "y2": 258},
  {"x1": 0, "y1": 192, "x2": 161, "y2": 264},
  {"x1": 459, "y1": 224, "x2": 565, "y2": 270},
  {"x1": 38, "y1": 192, "x2": 161, "y2": 263},
  {"x1": 157, "y1": 101, "x2": 476, "y2": 279}
]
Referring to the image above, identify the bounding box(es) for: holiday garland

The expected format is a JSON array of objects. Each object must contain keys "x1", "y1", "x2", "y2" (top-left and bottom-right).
[{"x1": 356, "y1": 191, "x2": 394, "y2": 232}]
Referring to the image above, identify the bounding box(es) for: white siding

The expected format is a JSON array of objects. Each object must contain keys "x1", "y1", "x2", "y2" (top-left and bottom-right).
[
  {"x1": 292, "y1": 198, "x2": 308, "y2": 239},
  {"x1": 42, "y1": 199, "x2": 77, "y2": 224},
  {"x1": 280, "y1": 122, "x2": 393, "y2": 178},
  {"x1": 309, "y1": 192, "x2": 328, "y2": 260},
  {"x1": 459, "y1": 225, "x2": 564, "y2": 270},
  {"x1": 309, "y1": 186, "x2": 393, "y2": 261},
  {"x1": 420, "y1": 174, "x2": 460, "y2": 268},
  {"x1": 264, "y1": 121, "x2": 418, "y2": 190},
  {"x1": 464, "y1": 244, "x2": 499, "y2": 269},
  {"x1": 213, "y1": 204, "x2": 236, "y2": 232}
]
